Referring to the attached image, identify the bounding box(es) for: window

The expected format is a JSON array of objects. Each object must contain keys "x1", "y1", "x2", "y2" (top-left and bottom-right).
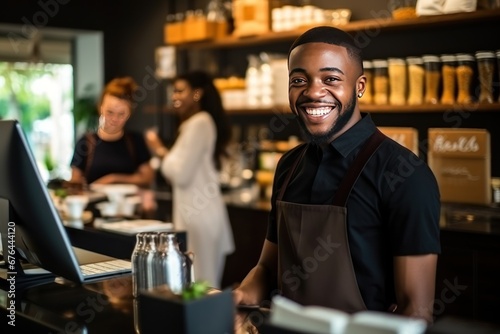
[
  {"x1": 0, "y1": 26, "x2": 103, "y2": 184},
  {"x1": 0, "y1": 61, "x2": 74, "y2": 182}
]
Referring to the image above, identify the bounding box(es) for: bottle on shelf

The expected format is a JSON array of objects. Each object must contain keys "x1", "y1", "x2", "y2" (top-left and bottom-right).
[
  {"x1": 372, "y1": 59, "x2": 389, "y2": 105},
  {"x1": 361, "y1": 60, "x2": 373, "y2": 105},
  {"x1": 406, "y1": 56, "x2": 425, "y2": 105},
  {"x1": 497, "y1": 50, "x2": 500, "y2": 102},
  {"x1": 455, "y1": 53, "x2": 475, "y2": 104},
  {"x1": 475, "y1": 50, "x2": 496, "y2": 103},
  {"x1": 245, "y1": 54, "x2": 261, "y2": 108},
  {"x1": 206, "y1": 0, "x2": 230, "y2": 38},
  {"x1": 388, "y1": 57, "x2": 407, "y2": 106},
  {"x1": 388, "y1": 0, "x2": 417, "y2": 19},
  {"x1": 259, "y1": 52, "x2": 274, "y2": 108},
  {"x1": 422, "y1": 55, "x2": 441, "y2": 104},
  {"x1": 440, "y1": 54, "x2": 457, "y2": 105}
]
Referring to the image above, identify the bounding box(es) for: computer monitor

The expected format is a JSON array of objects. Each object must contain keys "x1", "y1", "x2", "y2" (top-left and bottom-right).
[{"x1": 0, "y1": 119, "x2": 87, "y2": 286}]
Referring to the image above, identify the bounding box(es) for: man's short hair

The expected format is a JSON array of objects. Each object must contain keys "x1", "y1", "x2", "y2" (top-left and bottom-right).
[{"x1": 289, "y1": 26, "x2": 364, "y2": 73}]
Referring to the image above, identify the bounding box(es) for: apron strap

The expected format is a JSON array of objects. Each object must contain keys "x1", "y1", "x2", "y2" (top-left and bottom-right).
[
  {"x1": 85, "y1": 132, "x2": 96, "y2": 180},
  {"x1": 277, "y1": 144, "x2": 308, "y2": 201},
  {"x1": 332, "y1": 129, "x2": 386, "y2": 207}
]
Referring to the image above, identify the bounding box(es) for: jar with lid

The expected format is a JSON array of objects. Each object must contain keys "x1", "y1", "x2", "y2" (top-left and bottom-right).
[
  {"x1": 455, "y1": 53, "x2": 475, "y2": 104},
  {"x1": 475, "y1": 50, "x2": 495, "y2": 103},
  {"x1": 388, "y1": 58, "x2": 407, "y2": 106},
  {"x1": 406, "y1": 56, "x2": 424, "y2": 105},
  {"x1": 440, "y1": 54, "x2": 457, "y2": 105},
  {"x1": 372, "y1": 59, "x2": 389, "y2": 105},
  {"x1": 388, "y1": 0, "x2": 417, "y2": 19},
  {"x1": 360, "y1": 60, "x2": 373, "y2": 104},
  {"x1": 496, "y1": 50, "x2": 500, "y2": 102},
  {"x1": 206, "y1": 0, "x2": 230, "y2": 39},
  {"x1": 422, "y1": 55, "x2": 441, "y2": 104}
]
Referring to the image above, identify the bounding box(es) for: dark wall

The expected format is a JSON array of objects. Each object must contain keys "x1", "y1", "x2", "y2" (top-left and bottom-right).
[
  {"x1": 2, "y1": 1, "x2": 500, "y2": 175},
  {"x1": 2, "y1": 0, "x2": 169, "y2": 130}
]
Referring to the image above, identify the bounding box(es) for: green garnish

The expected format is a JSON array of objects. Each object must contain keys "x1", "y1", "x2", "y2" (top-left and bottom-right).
[{"x1": 181, "y1": 281, "x2": 210, "y2": 301}]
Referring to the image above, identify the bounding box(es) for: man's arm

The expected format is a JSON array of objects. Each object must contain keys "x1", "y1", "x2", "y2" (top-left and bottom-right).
[
  {"x1": 233, "y1": 240, "x2": 278, "y2": 306},
  {"x1": 393, "y1": 254, "x2": 438, "y2": 324}
]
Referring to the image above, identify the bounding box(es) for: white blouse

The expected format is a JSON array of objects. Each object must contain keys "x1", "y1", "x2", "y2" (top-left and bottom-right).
[{"x1": 161, "y1": 111, "x2": 234, "y2": 288}]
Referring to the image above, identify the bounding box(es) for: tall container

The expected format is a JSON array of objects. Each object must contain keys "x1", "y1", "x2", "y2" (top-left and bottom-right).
[
  {"x1": 406, "y1": 56, "x2": 424, "y2": 105},
  {"x1": 422, "y1": 55, "x2": 441, "y2": 104},
  {"x1": 157, "y1": 232, "x2": 191, "y2": 294},
  {"x1": 143, "y1": 232, "x2": 159, "y2": 291},
  {"x1": 372, "y1": 59, "x2": 389, "y2": 105},
  {"x1": 361, "y1": 60, "x2": 374, "y2": 104},
  {"x1": 475, "y1": 50, "x2": 495, "y2": 103},
  {"x1": 132, "y1": 232, "x2": 147, "y2": 297},
  {"x1": 497, "y1": 50, "x2": 500, "y2": 102},
  {"x1": 455, "y1": 53, "x2": 475, "y2": 104},
  {"x1": 440, "y1": 54, "x2": 457, "y2": 105},
  {"x1": 388, "y1": 57, "x2": 407, "y2": 106}
]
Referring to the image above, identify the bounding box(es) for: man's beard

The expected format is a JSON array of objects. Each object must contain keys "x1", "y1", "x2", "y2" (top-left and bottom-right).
[{"x1": 296, "y1": 90, "x2": 357, "y2": 145}]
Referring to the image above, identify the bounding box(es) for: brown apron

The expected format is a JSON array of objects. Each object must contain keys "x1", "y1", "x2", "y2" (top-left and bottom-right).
[{"x1": 276, "y1": 130, "x2": 385, "y2": 313}]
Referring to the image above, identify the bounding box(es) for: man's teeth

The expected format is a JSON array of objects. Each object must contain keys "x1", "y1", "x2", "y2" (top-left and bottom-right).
[{"x1": 305, "y1": 107, "x2": 332, "y2": 116}]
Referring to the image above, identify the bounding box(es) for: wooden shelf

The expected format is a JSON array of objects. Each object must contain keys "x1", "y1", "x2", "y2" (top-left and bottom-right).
[
  {"x1": 168, "y1": 9, "x2": 500, "y2": 116},
  {"x1": 175, "y1": 9, "x2": 500, "y2": 50},
  {"x1": 224, "y1": 103, "x2": 500, "y2": 115},
  {"x1": 360, "y1": 103, "x2": 500, "y2": 113}
]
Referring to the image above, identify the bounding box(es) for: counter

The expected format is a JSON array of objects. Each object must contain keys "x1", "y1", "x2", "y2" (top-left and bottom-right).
[
  {"x1": 218, "y1": 191, "x2": 500, "y2": 325},
  {"x1": 59, "y1": 191, "x2": 500, "y2": 327},
  {"x1": 2, "y1": 275, "x2": 500, "y2": 334}
]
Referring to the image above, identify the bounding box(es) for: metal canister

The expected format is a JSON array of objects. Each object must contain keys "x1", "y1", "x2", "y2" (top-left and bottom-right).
[
  {"x1": 157, "y1": 232, "x2": 192, "y2": 294},
  {"x1": 131, "y1": 232, "x2": 146, "y2": 297}
]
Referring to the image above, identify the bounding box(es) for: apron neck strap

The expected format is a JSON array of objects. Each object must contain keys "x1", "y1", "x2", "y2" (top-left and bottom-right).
[
  {"x1": 332, "y1": 129, "x2": 386, "y2": 207},
  {"x1": 277, "y1": 144, "x2": 308, "y2": 201},
  {"x1": 276, "y1": 129, "x2": 386, "y2": 205}
]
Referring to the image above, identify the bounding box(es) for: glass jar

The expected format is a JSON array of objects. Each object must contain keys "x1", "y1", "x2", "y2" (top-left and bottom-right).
[
  {"x1": 422, "y1": 55, "x2": 441, "y2": 104},
  {"x1": 475, "y1": 50, "x2": 495, "y2": 103},
  {"x1": 455, "y1": 53, "x2": 475, "y2": 104},
  {"x1": 388, "y1": 58, "x2": 407, "y2": 106},
  {"x1": 406, "y1": 56, "x2": 424, "y2": 105},
  {"x1": 440, "y1": 54, "x2": 457, "y2": 105},
  {"x1": 496, "y1": 50, "x2": 500, "y2": 102},
  {"x1": 361, "y1": 60, "x2": 373, "y2": 104},
  {"x1": 388, "y1": 0, "x2": 417, "y2": 19},
  {"x1": 373, "y1": 59, "x2": 389, "y2": 105}
]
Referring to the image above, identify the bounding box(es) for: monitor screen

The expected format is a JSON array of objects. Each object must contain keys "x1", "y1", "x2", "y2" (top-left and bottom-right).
[{"x1": 0, "y1": 119, "x2": 84, "y2": 284}]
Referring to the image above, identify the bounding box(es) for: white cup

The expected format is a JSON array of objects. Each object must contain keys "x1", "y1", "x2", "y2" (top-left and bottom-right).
[
  {"x1": 96, "y1": 201, "x2": 119, "y2": 217},
  {"x1": 64, "y1": 195, "x2": 89, "y2": 220}
]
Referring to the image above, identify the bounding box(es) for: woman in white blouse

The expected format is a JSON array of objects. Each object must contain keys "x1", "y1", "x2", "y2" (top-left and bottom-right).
[{"x1": 150, "y1": 71, "x2": 235, "y2": 288}]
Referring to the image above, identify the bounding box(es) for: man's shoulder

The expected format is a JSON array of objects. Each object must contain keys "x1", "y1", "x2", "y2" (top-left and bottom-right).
[{"x1": 280, "y1": 143, "x2": 308, "y2": 164}]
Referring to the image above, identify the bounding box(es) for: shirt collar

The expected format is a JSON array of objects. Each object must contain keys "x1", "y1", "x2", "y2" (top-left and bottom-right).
[{"x1": 330, "y1": 113, "x2": 377, "y2": 158}]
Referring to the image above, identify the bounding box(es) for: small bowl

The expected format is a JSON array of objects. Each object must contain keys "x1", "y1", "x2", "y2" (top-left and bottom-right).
[{"x1": 96, "y1": 201, "x2": 119, "y2": 217}]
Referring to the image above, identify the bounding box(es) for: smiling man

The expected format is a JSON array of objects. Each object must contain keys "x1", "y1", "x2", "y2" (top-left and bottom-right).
[{"x1": 233, "y1": 26, "x2": 441, "y2": 324}]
